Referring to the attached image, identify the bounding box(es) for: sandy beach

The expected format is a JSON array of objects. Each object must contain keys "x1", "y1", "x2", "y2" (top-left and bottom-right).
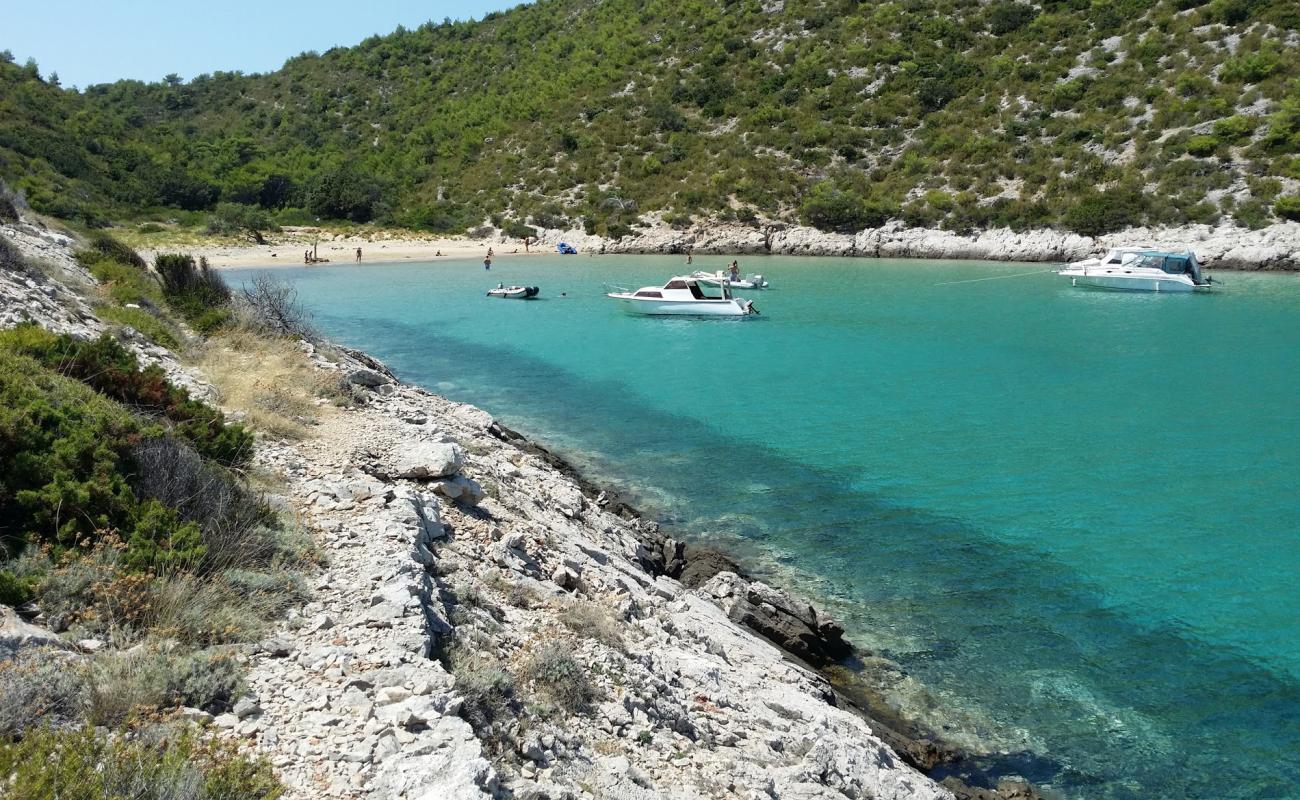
[{"x1": 139, "y1": 229, "x2": 558, "y2": 269}]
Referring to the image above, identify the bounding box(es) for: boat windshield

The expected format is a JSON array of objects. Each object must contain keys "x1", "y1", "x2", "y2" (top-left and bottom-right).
[
  {"x1": 688, "y1": 281, "x2": 728, "y2": 300},
  {"x1": 1134, "y1": 253, "x2": 1192, "y2": 274}
]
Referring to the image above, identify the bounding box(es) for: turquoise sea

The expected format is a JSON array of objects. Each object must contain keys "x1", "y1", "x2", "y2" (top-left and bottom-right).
[{"x1": 232, "y1": 255, "x2": 1300, "y2": 799}]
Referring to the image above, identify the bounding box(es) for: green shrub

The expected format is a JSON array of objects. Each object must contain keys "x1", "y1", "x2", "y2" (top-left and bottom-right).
[
  {"x1": 79, "y1": 255, "x2": 165, "y2": 308},
  {"x1": 1185, "y1": 135, "x2": 1221, "y2": 156},
  {"x1": 800, "y1": 181, "x2": 896, "y2": 233},
  {"x1": 500, "y1": 220, "x2": 537, "y2": 239},
  {"x1": 154, "y1": 253, "x2": 233, "y2": 332},
  {"x1": 84, "y1": 232, "x2": 146, "y2": 270},
  {"x1": 1274, "y1": 195, "x2": 1300, "y2": 221},
  {"x1": 1063, "y1": 190, "x2": 1148, "y2": 236},
  {"x1": 97, "y1": 305, "x2": 181, "y2": 349},
  {"x1": 987, "y1": 1, "x2": 1037, "y2": 34},
  {"x1": 1219, "y1": 49, "x2": 1282, "y2": 84},
  {"x1": 398, "y1": 202, "x2": 476, "y2": 233},
  {"x1": 1232, "y1": 199, "x2": 1273, "y2": 229},
  {"x1": 136, "y1": 222, "x2": 165, "y2": 234},
  {"x1": 0, "y1": 569, "x2": 37, "y2": 605},
  {"x1": 0, "y1": 327, "x2": 251, "y2": 467},
  {"x1": 451, "y1": 653, "x2": 516, "y2": 735},
  {"x1": 1212, "y1": 115, "x2": 1257, "y2": 143},
  {"x1": 522, "y1": 642, "x2": 596, "y2": 713},
  {"x1": 0, "y1": 725, "x2": 282, "y2": 800}
]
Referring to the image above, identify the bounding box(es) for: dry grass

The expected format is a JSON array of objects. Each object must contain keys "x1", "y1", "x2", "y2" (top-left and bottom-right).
[
  {"x1": 199, "y1": 326, "x2": 330, "y2": 439},
  {"x1": 558, "y1": 599, "x2": 625, "y2": 653}
]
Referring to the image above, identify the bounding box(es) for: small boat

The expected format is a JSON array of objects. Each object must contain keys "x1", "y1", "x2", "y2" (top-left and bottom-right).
[
  {"x1": 487, "y1": 284, "x2": 540, "y2": 299},
  {"x1": 690, "y1": 270, "x2": 769, "y2": 290},
  {"x1": 556, "y1": 242, "x2": 577, "y2": 255},
  {"x1": 1059, "y1": 249, "x2": 1213, "y2": 292},
  {"x1": 606, "y1": 275, "x2": 758, "y2": 316}
]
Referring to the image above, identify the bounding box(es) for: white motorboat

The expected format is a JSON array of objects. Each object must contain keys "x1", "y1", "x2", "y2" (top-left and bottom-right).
[
  {"x1": 487, "y1": 284, "x2": 540, "y2": 299},
  {"x1": 1059, "y1": 250, "x2": 1213, "y2": 292},
  {"x1": 690, "y1": 270, "x2": 770, "y2": 290},
  {"x1": 606, "y1": 275, "x2": 758, "y2": 316}
]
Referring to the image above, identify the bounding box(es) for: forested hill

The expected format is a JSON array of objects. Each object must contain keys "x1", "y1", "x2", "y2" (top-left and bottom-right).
[{"x1": 2, "y1": 0, "x2": 1299, "y2": 238}]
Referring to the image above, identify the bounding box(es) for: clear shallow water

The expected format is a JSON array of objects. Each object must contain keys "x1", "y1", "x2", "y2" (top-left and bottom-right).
[{"x1": 233, "y1": 256, "x2": 1300, "y2": 799}]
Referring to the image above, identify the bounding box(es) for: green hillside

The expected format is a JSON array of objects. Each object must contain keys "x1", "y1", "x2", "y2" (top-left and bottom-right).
[{"x1": 2, "y1": 0, "x2": 1299, "y2": 237}]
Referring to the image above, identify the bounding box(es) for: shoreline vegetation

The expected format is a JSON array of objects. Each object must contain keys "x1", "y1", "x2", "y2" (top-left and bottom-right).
[
  {"x1": 0, "y1": 213, "x2": 1042, "y2": 797},
  {"x1": 131, "y1": 218, "x2": 1300, "y2": 272}
]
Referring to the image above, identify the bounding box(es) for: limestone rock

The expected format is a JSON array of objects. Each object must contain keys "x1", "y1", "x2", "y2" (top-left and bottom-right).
[
  {"x1": 381, "y1": 441, "x2": 464, "y2": 480},
  {"x1": 348, "y1": 367, "x2": 389, "y2": 387}
]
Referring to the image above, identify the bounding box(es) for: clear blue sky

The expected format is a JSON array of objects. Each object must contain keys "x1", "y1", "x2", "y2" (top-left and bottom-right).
[{"x1": 4, "y1": 0, "x2": 519, "y2": 89}]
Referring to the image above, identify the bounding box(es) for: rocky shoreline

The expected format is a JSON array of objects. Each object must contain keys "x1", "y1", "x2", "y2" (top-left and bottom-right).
[
  {"x1": 2, "y1": 215, "x2": 1042, "y2": 799},
  {"x1": 531, "y1": 218, "x2": 1300, "y2": 271}
]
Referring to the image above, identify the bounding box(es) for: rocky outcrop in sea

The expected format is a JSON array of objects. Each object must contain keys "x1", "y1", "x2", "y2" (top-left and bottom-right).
[{"x1": 529, "y1": 218, "x2": 1300, "y2": 270}]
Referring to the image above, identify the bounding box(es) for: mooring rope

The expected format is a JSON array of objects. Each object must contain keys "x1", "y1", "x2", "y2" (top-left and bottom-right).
[{"x1": 934, "y1": 269, "x2": 1058, "y2": 286}]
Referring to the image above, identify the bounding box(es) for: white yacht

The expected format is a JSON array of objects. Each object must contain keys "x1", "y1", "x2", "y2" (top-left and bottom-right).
[
  {"x1": 1059, "y1": 249, "x2": 1213, "y2": 292},
  {"x1": 606, "y1": 275, "x2": 758, "y2": 316},
  {"x1": 486, "y1": 284, "x2": 539, "y2": 299},
  {"x1": 690, "y1": 270, "x2": 769, "y2": 290}
]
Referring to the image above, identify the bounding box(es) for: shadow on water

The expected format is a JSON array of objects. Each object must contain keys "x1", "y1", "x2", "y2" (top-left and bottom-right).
[{"x1": 317, "y1": 312, "x2": 1300, "y2": 800}]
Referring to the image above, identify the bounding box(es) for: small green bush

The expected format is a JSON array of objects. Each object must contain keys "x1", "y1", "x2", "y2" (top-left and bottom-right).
[
  {"x1": 500, "y1": 220, "x2": 537, "y2": 239},
  {"x1": 79, "y1": 255, "x2": 165, "y2": 308},
  {"x1": 522, "y1": 642, "x2": 596, "y2": 713},
  {"x1": 452, "y1": 653, "x2": 516, "y2": 736},
  {"x1": 84, "y1": 232, "x2": 146, "y2": 270},
  {"x1": 1185, "y1": 135, "x2": 1221, "y2": 156},
  {"x1": 0, "y1": 725, "x2": 282, "y2": 800},
  {"x1": 1274, "y1": 195, "x2": 1300, "y2": 222},
  {"x1": 987, "y1": 1, "x2": 1037, "y2": 34},
  {"x1": 1212, "y1": 115, "x2": 1257, "y2": 143},
  {"x1": 98, "y1": 305, "x2": 181, "y2": 349},
  {"x1": 154, "y1": 253, "x2": 233, "y2": 333}
]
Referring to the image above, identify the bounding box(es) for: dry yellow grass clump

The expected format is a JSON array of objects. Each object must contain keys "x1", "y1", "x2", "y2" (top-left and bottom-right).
[{"x1": 199, "y1": 327, "x2": 332, "y2": 439}]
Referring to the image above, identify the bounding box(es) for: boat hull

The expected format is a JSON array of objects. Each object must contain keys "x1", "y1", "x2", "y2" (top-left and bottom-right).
[
  {"x1": 1059, "y1": 270, "x2": 1200, "y2": 293},
  {"x1": 608, "y1": 295, "x2": 753, "y2": 316}
]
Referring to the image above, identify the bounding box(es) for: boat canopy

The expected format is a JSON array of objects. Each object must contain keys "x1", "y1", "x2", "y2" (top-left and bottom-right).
[{"x1": 1134, "y1": 251, "x2": 1207, "y2": 285}]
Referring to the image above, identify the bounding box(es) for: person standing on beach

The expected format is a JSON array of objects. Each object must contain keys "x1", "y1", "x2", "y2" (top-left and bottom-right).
[
  {"x1": 524, "y1": 236, "x2": 530, "y2": 254},
  {"x1": 355, "y1": 247, "x2": 362, "y2": 262}
]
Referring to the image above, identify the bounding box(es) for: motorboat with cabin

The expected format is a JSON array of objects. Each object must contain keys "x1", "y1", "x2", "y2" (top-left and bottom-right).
[
  {"x1": 487, "y1": 284, "x2": 540, "y2": 299},
  {"x1": 690, "y1": 270, "x2": 769, "y2": 290},
  {"x1": 1059, "y1": 249, "x2": 1213, "y2": 292},
  {"x1": 606, "y1": 275, "x2": 758, "y2": 316}
]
